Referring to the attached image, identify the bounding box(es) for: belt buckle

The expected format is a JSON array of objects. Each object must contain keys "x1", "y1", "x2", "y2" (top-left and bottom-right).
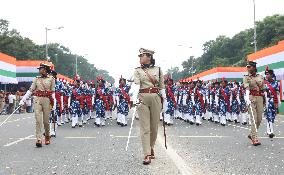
[{"x1": 149, "y1": 88, "x2": 152, "y2": 93}]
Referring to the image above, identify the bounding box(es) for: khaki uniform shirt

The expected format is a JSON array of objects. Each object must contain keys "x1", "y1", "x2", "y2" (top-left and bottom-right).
[
  {"x1": 134, "y1": 66, "x2": 164, "y2": 89},
  {"x1": 29, "y1": 75, "x2": 55, "y2": 93},
  {"x1": 243, "y1": 73, "x2": 265, "y2": 91}
]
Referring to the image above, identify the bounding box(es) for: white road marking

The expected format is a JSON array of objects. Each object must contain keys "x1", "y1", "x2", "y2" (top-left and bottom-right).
[
  {"x1": 64, "y1": 137, "x2": 96, "y2": 139},
  {"x1": 114, "y1": 136, "x2": 138, "y2": 138},
  {"x1": 179, "y1": 135, "x2": 228, "y2": 138},
  {"x1": 6, "y1": 116, "x2": 32, "y2": 123},
  {"x1": 157, "y1": 134, "x2": 194, "y2": 175},
  {"x1": 259, "y1": 137, "x2": 284, "y2": 139},
  {"x1": 4, "y1": 135, "x2": 34, "y2": 147},
  {"x1": 228, "y1": 124, "x2": 249, "y2": 130}
]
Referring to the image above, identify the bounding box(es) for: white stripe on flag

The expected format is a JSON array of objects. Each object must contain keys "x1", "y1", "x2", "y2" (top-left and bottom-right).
[
  {"x1": 16, "y1": 66, "x2": 38, "y2": 73},
  {"x1": 255, "y1": 51, "x2": 284, "y2": 67},
  {"x1": 0, "y1": 61, "x2": 16, "y2": 72}
]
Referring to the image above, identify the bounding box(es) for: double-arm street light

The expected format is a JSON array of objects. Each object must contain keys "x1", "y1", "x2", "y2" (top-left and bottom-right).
[
  {"x1": 177, "y1": 45, "x2": 194, "y2": 76},
  {"x1": 253, "y1": 0, "x2": 257, "y2": 53},
  {"x1": 45, "y1": 26, "x2": 64, "y2": 61}
]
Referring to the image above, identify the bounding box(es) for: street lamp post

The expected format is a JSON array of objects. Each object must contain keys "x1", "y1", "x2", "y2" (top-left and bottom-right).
[
  {"x1": 253, "y1": 0, "x2": 257, "y2": 53},
  {"x1": 177, "y1": 45, "x2": 193, "y2": 76},
  {"x1": 45, "y1": 26, "x2": 64, "y2": 61},
  {"x1": 75, "y1": 55, "x2": 78, "y2": 76}
]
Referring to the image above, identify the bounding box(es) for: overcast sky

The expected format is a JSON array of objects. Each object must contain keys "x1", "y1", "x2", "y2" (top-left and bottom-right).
[{"x1": 1, "y1": 0, "x2": 284, "y2": 83}]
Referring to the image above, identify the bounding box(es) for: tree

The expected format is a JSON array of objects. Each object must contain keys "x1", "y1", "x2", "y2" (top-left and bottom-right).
[
  {"x1": 174, "y1": 14, "x2": 284, "y2": 80},
  {"x1": 0, "y1": 19, "x2": 114, "y2": 83}
]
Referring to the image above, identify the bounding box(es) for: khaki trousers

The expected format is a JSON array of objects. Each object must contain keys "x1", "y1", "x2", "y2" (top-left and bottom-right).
[
  {"x1": 0, "y1": 100, "x2": 5, "y2": 113},
  {"x1": 34, "y1": 97, "x2": 51, "y2": 140},
  {"x1": 248, "y1": 96, "x2": 264, "y2": 139},
  {"x1": 137, "y1": 93, "x2": 162, "y2": 157}
]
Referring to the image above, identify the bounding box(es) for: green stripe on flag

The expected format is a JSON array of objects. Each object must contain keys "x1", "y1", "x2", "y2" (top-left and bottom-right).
[
  {"x1": 16, "y1": 73, "x2": 38, "y2": 77},
  {"x1": 0, "y1": 69, "x2": 16, "y2": 78},
  {"x1": 216, "y1": 78, "x2": 244, "y2": 82},
  {"x1": 258, "y1": 61, "x2": 284, "y2": 72}
]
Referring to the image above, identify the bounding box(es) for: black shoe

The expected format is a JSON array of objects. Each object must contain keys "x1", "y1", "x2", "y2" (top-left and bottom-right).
[
  {"x1": 221, "y1": 123, "x2": 225, "y2": 126},
  {"x1": 242, "y1": 122, "x2": 247, "y2": 125},
  {"x1": 215, "y1": 121, "x2": 219, "y2": 124},
  {"x1": 248, "y1": 135, "x2": 252, "y2": 141},
  {"x1": 196, "y1": 123, "x2": 200, "y2": 126},
  {"x1": 160, "y1": 119, "x2": 162, "y2": 121},
  {"x1": 202, "y1": 117, "x2": 205, "y2": 120},
  {"x1": 36, "y1": 140, "x2": 42, "y2": 147},
  {"x1": 72, "y1": 126, "x2": 76, "y2": 128},
  {"x1": 228, "y1": 119, "x2": 233, "y2": 122},
  {"x1": 269, "y1": 133, "x2": 275, "y2": 138},
  {"x1": 189, "y1": 121, "x2": 194, "y2": 125},
  {"x1": 79, "y1": 124, "x2": 82, "y2": 127}
]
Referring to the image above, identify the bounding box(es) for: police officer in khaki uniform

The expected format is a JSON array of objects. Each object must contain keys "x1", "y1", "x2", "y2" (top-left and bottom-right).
[
  {"x1": 243, "y1": 61, "x2": 265, "y2": 146},
  {"x1": 20, "y1": 63, "x2": 55, "y2": 147},
  {"x1": 133, "y1": 48, "x2": 166, "y2": 165},
  {"x1": 0, "y1": 90, "x2": 5, "y2": 114}
]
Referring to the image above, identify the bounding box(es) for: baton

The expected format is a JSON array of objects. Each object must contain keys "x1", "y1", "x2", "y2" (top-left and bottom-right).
[
  {"x1": 0, "y1": 106, "x2": 21, "y2": 127},
  {"x1": 125, "y1": 106, "x2": 137, "y2": 151}
]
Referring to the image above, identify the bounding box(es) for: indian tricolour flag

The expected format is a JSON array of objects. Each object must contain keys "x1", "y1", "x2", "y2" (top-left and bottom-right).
[
  {"x1": 248, "y1": 40, "x2": 284, "y2": 80},
  {"x1": 182, "y1": 67, "x2": 246, "y2": 82},
  {"x1": 0, "y1": 52, "x2": 18, "y2": 84},
  {"x1": 248, "y1": 40, "x2": 284, "y2": 101},
  {"x1": 16, "y1": 60, "x2": 54, "y2": 82}
]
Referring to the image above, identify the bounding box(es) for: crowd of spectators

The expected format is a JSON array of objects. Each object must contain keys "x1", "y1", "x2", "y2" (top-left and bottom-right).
[{"x1": 0, "y1": 90, "x2": 33, "y2": 115}]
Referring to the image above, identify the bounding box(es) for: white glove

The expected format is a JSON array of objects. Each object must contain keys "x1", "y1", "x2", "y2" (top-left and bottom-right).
[
  {"x1": 68, "y1": 97, "x2": 71, "y2": 108},
  {"x1": 132, "y1": 84, "x2": 140, "y2": 104},
  {"x1": 52, "y1": 93, "x2": 56, "y2": 110},
  {"x1": 91, "y1": 95, "x2": 95, "y2": 105},
  {"x1": 115, "y1": 95, "x2": 120, "y2": 106},
  {"x1": 215, "y1": 96, "x2": 219, "y2": 105},
  {"x1": 19, "y1": 100, "x2": 25, "y2": 106},
  {"x1": 182, "y1": 94, "x2": 187, "y2": 106},
  {"x1": 245, "y1": 90, "x2": 251, "y2": 105},
  {"x1": 237, "y1": 95, "x2": 241, "y2": 104},
  {"x1": 209, "y1": 95, "x2": 213, "y2": 106},
  {"x1": 191, "y1": 95, "x2": 195, "y2": 106},
  {"x1": 61, "y1": 95, "x2": 64, "y2": 111},
  {"x1": 160, "y1": 89, "x2": 167, "y2": 99},
  {"x1": 20, "y1": 90, "x2": 32, "y2": 106},
  {"x1": 163, "y1": 100, "x2": 167, "y2": 112}
]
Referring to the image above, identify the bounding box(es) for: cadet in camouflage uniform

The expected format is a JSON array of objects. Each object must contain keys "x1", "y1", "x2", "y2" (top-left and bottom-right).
[
  {"x1": 264, "y1": 66, "x2": 280, "y2": 138},
  {"x1": 20, "y1": 63, "x2": 55, "y2": 147}
]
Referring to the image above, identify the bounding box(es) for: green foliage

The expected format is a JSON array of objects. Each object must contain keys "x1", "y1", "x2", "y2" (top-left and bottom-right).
[
  {"x1": 0, "y1": 19, "x2": 114, "y2": 84},
  {"x1": 168, "y1": 14, "x2": 284, "y2": 81}
]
